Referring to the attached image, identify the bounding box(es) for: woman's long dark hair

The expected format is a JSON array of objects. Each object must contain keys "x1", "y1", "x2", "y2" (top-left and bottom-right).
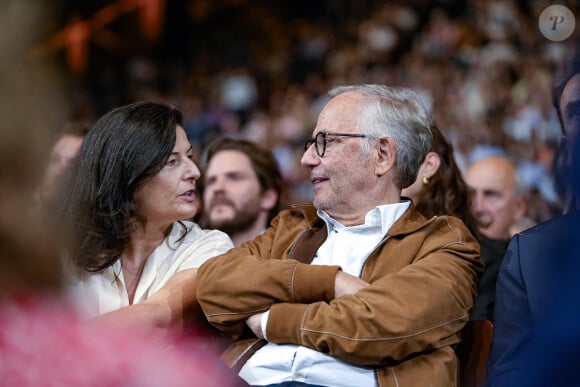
[
  {"x1": 59, "y1": 102, "x2": 183, "y2": 272},
  {"x1": 415, "y1": 124, "x2": 477, "y2": 234}
]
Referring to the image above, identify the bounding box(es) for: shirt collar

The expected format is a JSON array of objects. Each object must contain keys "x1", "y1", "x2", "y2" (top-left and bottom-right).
[{"x1": 317, "y1": 199, "x2": 411, "y2": 235}]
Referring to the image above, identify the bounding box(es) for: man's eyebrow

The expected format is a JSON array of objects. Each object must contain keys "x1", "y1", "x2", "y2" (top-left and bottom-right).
[{"x1": 565, "y1": 99, "x2": 580, "y2": 120}]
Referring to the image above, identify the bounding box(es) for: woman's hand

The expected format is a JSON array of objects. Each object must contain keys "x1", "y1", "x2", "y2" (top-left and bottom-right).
[{"x1": 95, "y1": 268, "x2": 200, "y2": 334}]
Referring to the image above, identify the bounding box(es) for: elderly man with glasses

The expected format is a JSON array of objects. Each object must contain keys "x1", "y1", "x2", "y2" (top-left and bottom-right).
[{"x1": 196, "y1": 84, "x2": 481, "y2": 387}]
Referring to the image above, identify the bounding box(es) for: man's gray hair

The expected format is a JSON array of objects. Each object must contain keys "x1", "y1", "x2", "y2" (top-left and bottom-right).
[{"x1": 328, "y1": 84, "x2": 433, "y2": 188}]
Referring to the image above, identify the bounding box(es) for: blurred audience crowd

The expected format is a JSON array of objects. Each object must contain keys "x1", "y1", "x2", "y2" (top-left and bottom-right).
[{"x1": 61, "y1": 0, "x2": 579, "y2": 223}]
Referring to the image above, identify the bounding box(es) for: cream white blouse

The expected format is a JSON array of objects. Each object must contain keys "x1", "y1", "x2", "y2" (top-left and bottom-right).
[{"x1": 67, "y1": 221, "x2": 233, "y2": 318}]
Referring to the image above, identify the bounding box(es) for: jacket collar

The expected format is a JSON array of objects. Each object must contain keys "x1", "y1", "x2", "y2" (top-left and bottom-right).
[
  {"x1": 292, "y1": 201, "x2": 431, "y2": 237},
  {"x1": 292, "y1": 203, "x2": 323, "y2": 228},
  {"x1": 388, "y1": 203, "x2": 432, "y2": 237}
]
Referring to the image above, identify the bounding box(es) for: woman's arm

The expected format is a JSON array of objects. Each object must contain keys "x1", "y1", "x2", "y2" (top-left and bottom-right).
[{"x1": 96, "y1": 268, "x2": 199, "y2": 334}]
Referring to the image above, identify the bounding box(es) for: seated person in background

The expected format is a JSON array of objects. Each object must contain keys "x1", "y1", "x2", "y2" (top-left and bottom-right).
[
  {"x1": 198, "y1": 138, "x2": 283, "y2": 247},
  {"x1": 1, "y1": 108, "x2": 248, "y2": 387},
  {"x1": 196, "y1": 84, "x2": 481, "y2": 387},
  {"x1": 463, "y1": 156, "x2": 526, "y2": 320},
  {"x1": 401, "y1": 123, "x2": 476, "y2": 232},
  {"x1": 35, "y1": 121, "x2": 89, "y2": 208},
  {"x1": 57, "y1": 102, "x2": 233, "y2": 339},
  {"x1": 402, "y1": 124, "x2": 497, "y2": 322},
  {"x1": 487, "y1": 51, "x2": 580, "y2": 387},
  {"x1": 0, "y1": 4, "x2": 244, "y2": 380}
]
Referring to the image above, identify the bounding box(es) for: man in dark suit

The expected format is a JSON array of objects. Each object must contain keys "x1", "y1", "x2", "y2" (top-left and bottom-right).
[{"x1": 487, "y1": 51, "x2": 580, "y2": 387}]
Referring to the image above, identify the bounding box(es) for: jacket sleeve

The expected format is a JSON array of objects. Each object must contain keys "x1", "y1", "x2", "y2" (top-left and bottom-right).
[
  {"x1": 486, "y1": 235, "x2": 531, "y2": 386},
  {"x1": 196, "y1": 213, "x2": 341, "y2": 341},
  {"x1": 265, "y1": 220, "x2": 480, "y2": 366}
]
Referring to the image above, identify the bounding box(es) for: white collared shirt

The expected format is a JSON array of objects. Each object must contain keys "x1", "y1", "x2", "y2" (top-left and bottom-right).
[
  {"x1": 66, "y1": 221, "x2": 233, "y2": 317},
  {"x1": 240, "y1": 201, "x2": 410, "y2": 387}
]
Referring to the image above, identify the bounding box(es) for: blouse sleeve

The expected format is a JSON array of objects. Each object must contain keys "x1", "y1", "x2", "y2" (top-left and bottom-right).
[{"x1": 177, "y1": 229, "x2": 234, "y2": 270}]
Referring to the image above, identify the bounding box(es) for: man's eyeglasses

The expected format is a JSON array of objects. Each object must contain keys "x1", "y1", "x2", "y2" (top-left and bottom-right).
[{"x1": 304, "y1": 131, "x2": 370, "y2": 157}]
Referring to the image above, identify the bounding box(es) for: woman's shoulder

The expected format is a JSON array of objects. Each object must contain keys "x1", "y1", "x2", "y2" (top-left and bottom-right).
[{"x1": 170, "y1": 221, "x2": 233, "y2": 249}]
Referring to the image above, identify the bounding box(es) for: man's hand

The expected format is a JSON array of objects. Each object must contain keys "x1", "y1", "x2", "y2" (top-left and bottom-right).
[
  {"x1": 246, "y1": 312, "x2": 265, "y2": 339},
  {"x1": 334, "y1": 271, "x2": 369, "y2": 298}
]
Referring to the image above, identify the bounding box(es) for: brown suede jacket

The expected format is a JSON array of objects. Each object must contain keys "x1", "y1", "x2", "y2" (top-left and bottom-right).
[{"x1": 196, "y1": 203, "x2": 482, "y2": 386}]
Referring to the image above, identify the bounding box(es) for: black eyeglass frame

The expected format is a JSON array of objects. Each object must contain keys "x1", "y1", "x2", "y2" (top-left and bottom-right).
[{"x1": 304, "y1": 131, "x2": 371, "y2": 157}]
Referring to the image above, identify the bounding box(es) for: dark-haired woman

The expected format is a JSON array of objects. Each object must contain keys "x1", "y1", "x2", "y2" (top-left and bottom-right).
[
  {"x1": 401, "y1": 124, "x2": 476, "y2": 232},
  {"x1": 60, "y1": 101, "x2": 233, "y2": 333}
]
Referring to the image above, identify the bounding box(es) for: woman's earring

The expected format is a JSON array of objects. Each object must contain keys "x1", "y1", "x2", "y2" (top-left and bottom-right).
[{"x1": 422, "y1": 177, "x2": 429, "y2": 185}]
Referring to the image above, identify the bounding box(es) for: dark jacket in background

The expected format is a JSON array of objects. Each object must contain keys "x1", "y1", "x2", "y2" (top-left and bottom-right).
[
  {"x1": 486, "y1": 212, "x2": 580, "y2": 386},
  {"x1": 470, "y1": 235, "x2": 509, "y2": 321}
]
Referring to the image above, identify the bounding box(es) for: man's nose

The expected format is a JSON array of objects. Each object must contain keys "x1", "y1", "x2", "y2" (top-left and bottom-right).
[
  {"x1": 471, "y1": 194, "x2": 485, "y2": 213},
  {"x1": 208, "y1": 176, "x2": 227, "y2": 193},
  {"x1": 301, "y1": 144, "x2": 319, "y2": 167}
]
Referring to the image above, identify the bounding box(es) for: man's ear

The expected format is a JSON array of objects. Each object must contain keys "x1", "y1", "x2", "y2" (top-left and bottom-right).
[
  {"x1": 375, "y1": 137, "x2": 396, "y2": 176},
  {"x1": 422, "y1": 152, "x2": 441, "y2": 180},
  {"x1": 260, "y1": 188, "x2": 278, "y2": 211}
]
